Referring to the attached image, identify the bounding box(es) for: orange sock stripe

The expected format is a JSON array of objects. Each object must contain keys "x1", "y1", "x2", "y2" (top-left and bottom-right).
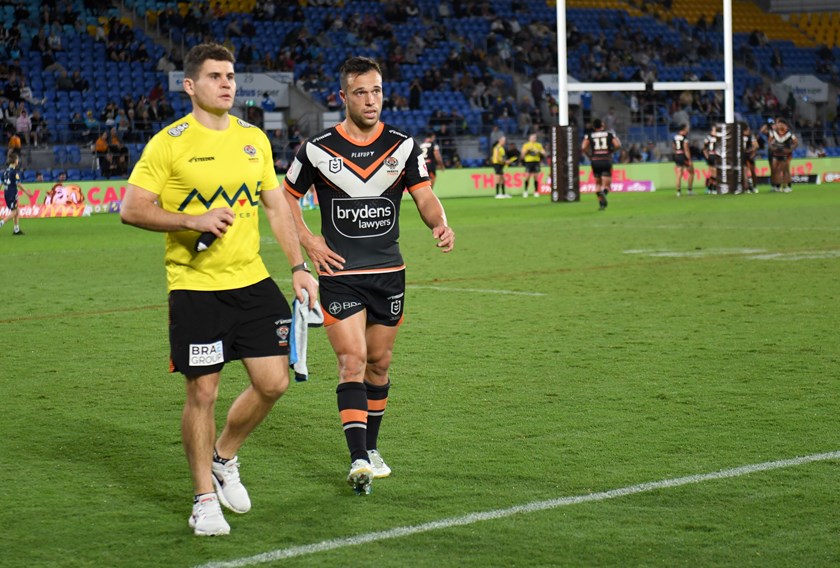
[
  {"x1": 367, "y1": 398, "x2": 388, "y2": 412},
  {"x1": 340, "y1": 408, "x2": 368, "y2": 425}
]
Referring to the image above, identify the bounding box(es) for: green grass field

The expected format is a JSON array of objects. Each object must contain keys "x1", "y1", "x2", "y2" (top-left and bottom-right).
[{"x1": 2, "y1": 185, "x2": 839, "y2": 567}]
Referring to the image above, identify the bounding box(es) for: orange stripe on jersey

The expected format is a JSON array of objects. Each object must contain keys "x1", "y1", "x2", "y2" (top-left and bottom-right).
[
  {"x1": 283, "y1": 178, "x2": 304, "y2": 198},
  {"x1": 340, "y1": 408, "x2": 367, "y2": 424},
  {"x1": 407, "y1": 181, "x2": 432, "y2": 193},
  {"x1": 324, "y1": 142, "x2": 401, "y2": 180},
  {"x1": 368, "y1": 398, "x2": 388, "y2": 412},
  {"x1": 319, "y1": 264, "x2": 406, "y2": 277},
  {"x1": 336, "y1": 122, "x2": 384, "y2": 146}
]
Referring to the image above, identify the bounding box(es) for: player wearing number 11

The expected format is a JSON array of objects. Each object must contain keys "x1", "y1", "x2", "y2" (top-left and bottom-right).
[{"x1": 581, "y1": 118, "x2": 621, "y2": 210}]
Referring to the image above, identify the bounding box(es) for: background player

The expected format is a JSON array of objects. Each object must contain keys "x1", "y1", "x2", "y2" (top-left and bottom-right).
[
  {"x1": 283, "y1": 56, "x2": 455, "y2": 496},
  {"x1": 581, "y1": 118, "x2": 621, "y2": 210},
  {"x1": 742, "y1": 125, "x2": 759, "y2": 194},
  {"x1": 762, "y1": 118, "x2": 798, "y2": 193},
  {"x1": 0, "y1": 153, "x2": 32, "y2": 235},
  {"x1": 419, "y1": 131, "x2": 445, "y2": 189},
  {"x1": 519, "y1": 133, "x2": 546, "y2": 197},
  {"x1": 702, "y1": 125, "x2": 718, "y2": 195},
  {"x1": 672, "y1": 124, "x2": 694, "y2": 197}
]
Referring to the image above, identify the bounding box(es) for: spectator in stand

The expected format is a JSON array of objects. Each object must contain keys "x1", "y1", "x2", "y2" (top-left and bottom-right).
[
  {"x1": 149, "y1": 81, "x2": 164, "y2": 103},
  {"x1": 260, "y1": 92, "x2": 276, "y2": 112},
  {"x1": 71, "y1": 70, "x2": 89, "y2": 92},
  {"x1": 408, "y1": 78, "x2": 422, "y2": 111},
  {"x1": 42, "y1": 48, "x2": 66, "y2": 74},
  {"x1": 47, "y1": 28, "x2": 63, "y2": 51},
  {"x1": 15, "y1": 108, "x2": 32, "y2": 147},
  {"x1": 30, "y1": 29, "x2": 47, "y2": 52},
  {"x1": 69, "y1": 111, "x2": 86, "y2": 143},
  {"x1": 8, "y1": 131, "x2": 22, "y2": 156},
  {"x1": 56, "y1": 70, "x2": 74, "y2": 91},
  {"x1": 157, "y1": 52, "x2": 176, "y2": 73},
  {"x1": 19, "y1": 77, "x2": 46, "y2": 106},
  {"x1": 30, "y1": 109, "x2": 48, "y2": 146}
]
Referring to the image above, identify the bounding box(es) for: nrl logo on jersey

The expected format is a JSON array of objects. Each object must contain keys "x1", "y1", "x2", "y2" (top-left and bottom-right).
[
  {"x1": 167, "y1": 122, "x2": 189, "y2": 137},
  {"x1": 329, "y1": 157, "x2": 342, "y2": 173}
]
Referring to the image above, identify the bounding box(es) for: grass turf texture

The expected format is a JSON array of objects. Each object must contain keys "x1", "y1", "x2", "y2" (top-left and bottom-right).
[{"x1": 1, "y1": 185, "x2": 838, "y2": 567}]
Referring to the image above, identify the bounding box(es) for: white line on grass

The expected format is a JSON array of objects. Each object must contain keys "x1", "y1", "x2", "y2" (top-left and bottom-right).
[
  {"x1": 407, "y1": 285, "x2": 546, "y2": 297},
  {"x1": 194, "y1": 450, "x2": 840, "y2": 568}
]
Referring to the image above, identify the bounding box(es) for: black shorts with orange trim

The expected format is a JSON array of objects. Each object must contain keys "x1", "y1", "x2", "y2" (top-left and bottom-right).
[
  {"x1": 319, "y1": 270, "x2": 405, "y2": 327},
  {"x1": 168, "y1": 278, "x2": 291, "y2": 376}
]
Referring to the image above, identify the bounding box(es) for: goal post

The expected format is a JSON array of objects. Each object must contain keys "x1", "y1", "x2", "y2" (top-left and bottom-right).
[{"x1": 550, "y1": 0, "x2": 741, "y2": 201}]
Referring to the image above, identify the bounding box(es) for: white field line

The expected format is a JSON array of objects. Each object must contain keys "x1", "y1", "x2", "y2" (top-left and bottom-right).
[
  {"x1": 194, "y1": 450, "x2": 840, "y2": 568},
  {"x1": 407, "y1": 285, "x2": 546, "y2": 297}
]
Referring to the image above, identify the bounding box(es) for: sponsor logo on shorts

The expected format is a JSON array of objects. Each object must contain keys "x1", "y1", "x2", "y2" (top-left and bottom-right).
[
  {"x1": 189, "y1": 340, "x2": 224, "y2": 367},
  {"x1": 388, "y1": 292, "x2": 403, "y2": 316},
  {"x1": 275, "y1": 318, "x2": 291, "y2": 347},
  {"x1": 332, "y1": 197, "x2": 396, "y2": 238},
  {"x1": 328, "y1": 301, "x2": 361, "y2": 316}
]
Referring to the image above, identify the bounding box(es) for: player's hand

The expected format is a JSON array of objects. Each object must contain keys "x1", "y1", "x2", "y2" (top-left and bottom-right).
[
  {"x1": 433, "y1": 225, "x2": 455, "y2": 253},
  {"x1": 303, "y1": 235, "x2": 345, "y2": 275},
  {"x1": 292, "y1": 270, "x2": 319, "y2": 309},
  {"x1": 194, "y1": 207, "x2": 235, "y2": 237}
]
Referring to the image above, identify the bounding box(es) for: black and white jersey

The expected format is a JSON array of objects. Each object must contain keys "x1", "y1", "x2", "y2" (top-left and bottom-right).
[{"x1": 284, "y1": 122, "x2": 431, "y2": 274}]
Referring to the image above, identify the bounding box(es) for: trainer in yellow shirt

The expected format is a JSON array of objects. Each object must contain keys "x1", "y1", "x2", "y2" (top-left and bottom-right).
[{"x1": 120, "y1": 42, "x2": 318, "y2": 538}]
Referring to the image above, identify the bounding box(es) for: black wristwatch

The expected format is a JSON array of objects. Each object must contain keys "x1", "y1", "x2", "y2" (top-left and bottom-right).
[{"x1": 291, "y1": 262, "x2": 311, "y2": 274}]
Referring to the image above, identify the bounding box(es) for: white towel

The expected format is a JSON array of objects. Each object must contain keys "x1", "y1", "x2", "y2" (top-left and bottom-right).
[{"x1": 290, "y1": 288, "x2": 324, "y2": 382}]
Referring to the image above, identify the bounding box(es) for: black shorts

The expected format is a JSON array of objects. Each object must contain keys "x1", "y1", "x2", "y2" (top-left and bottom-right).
[
  {"x1": 591, "y1": 160, "x2": 612, "y2": 178},
  {"x1": 674, "y1": 155, "x2": 689, "y2": 167},
  {"x1": 168, "y1": 277, "x2": 292, "y2": 375},
  {"x1": 706, "y1": 155, "x2": 717, "y2": 167},
  {"x1": 320, "y1": 270, "x2": 405, "y2": 327},
  {"x1": 524, "y1": 162, "x2": 541, "y2": 174},
  {"x1": 4, "y1": 188, "x2": 18, "y2": 210},
  {"x1": 425, "y1": 160, "x2": 437, "y2": 174},
  {"x1": 493, "y1": 164, "x2": 504, "y2": 175}
]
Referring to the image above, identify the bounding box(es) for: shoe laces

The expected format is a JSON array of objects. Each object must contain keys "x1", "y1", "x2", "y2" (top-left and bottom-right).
[
  {"x1": 194, "y1": 495, "x2": 222, "y2": 519},
  {"x1": 368, "y1": 450, "x2": 384, "y2": 469},
  {"x1": 215, "y1": 458, "x2": 241, "y2": 486}
]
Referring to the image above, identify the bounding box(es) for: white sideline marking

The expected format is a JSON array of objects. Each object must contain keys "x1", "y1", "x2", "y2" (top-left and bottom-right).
[
  {"x1": 408, "y1": 285, "x2": 546, "y2": 297},
  {"x1": 194, "y1": 451, "x2": 840, "y2": 568}
]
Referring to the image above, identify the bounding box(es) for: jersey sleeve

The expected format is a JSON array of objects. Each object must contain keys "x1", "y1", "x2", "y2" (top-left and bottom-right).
[
  {"x1": 283, "y1": 140, "x2": 314, "y2": 199},
  {"x1": 404, "y1": 138, "x2": 431, "y2": 193},
  {"x1": 257, "y1": 130, "x2": 280, "y2": 192},
  {"x1": 127, "y1": 133, "x2": 171, "y2": 196}
]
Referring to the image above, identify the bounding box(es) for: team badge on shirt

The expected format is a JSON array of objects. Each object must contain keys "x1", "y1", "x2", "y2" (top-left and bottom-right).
[{"x1": 243, "y1": 145, "x2": 257, "y2": 157}]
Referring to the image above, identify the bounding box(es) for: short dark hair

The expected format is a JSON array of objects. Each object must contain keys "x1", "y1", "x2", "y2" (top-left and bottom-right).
[
  {"x1": 183, "y1": 43, "x2": 235, "y2": 79},
  {"x1": 339, "y1": 56, "x2": 382, "y2": 91},
  {"x1": 592, "y1": 118, "x2": 603, "y2": 129}
]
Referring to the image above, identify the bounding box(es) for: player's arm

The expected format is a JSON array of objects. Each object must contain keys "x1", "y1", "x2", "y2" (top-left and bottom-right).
[
  {"x1": 612, "y1": 136, "x2": 622, "y2": 151},
  {"x1": 120, "y1": 183, "x2": 234, "y2": 236},
  {"x1": 581, "y1": 137, "x2": 591, "y2": 158},
  {"x1": 435, "y1": 147, "x2": 445, "y2": 170},
  {"x1": 410, "y1": 186, "x2": 454, "y2": 253},
  {"x1": 19, "y1": 184, "x2": 34, "y2": 199},
  {"x1": 261, "y1": 187, "x2": 318, "y2": 306},
  {"x1": 683, "y1": 141, "x2": 692, "y2": 164},
  {"x1": 282, "y1": 187, "x2": 345, "y2": 275}
]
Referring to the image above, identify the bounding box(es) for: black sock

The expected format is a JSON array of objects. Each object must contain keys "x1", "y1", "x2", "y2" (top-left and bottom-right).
[
  {"x1": 337, "y1": 382, "x2": 369, "y2": 463},
  {"x1": 212, "y1": 449, "x2": 230, "y2": 465},
  {"x1": 365, "y1": 380, "x2": 390, "y2": 450}
]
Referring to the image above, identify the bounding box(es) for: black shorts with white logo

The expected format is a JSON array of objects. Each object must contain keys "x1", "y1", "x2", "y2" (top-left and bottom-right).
[
  {"x1": 168, "y1": 277, "x2": 291, "y2": 375},
  {"x1": 320, "y1": 270, "x2": 405, "y2": 327}
]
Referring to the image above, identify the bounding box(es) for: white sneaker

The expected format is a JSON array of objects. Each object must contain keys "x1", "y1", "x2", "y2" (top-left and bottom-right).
[
  {"x1": 494, "y1": 194, "x2": 504, "y2": 199},
  {"x1": 367, "y1": 449, "x2": 392, "y2": 478},
  {"x1": 347, "y1": 459, "x2": 373, "y2": 495},
  {"x1": 211, "y1": 456, "x2": 251, "y2": 513},
  {"x1": 783, "y1": 186, "x2": 792, "y2": 193},
  {"x1": 189, "y1": 494, "x2": 230, "y2": 536},
  {"x1": 503, "y1": 194, "x2": 512, "y2": 198},
  {"x1": 522, "y1": 192, "x2": 529, "y2": 198}
]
